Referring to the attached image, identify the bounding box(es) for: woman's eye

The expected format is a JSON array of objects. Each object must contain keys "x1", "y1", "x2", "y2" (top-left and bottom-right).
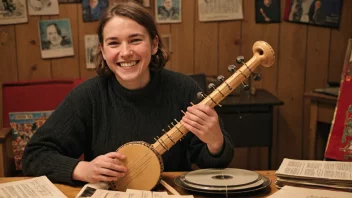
[
  {"x1": 108, "y1": 41, "x2": 119, "y2": 46},
  {"x1": 131, "y1": 39, "x2": 142, "y2": 44}
]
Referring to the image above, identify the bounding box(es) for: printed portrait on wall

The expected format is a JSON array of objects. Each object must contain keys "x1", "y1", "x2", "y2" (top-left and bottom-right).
[
  {"x1": 39, "y1": 19, "x2": 74, "y2": 58},
  {"x1": 284, "y1": 0, "x2": 343, "y2": 28},
  {"x1": 155, "y1": 0, "x2": 181, "y2": 23},
  {"x1": 255, "y1": 0, "x2": 280, "y2": 23}
]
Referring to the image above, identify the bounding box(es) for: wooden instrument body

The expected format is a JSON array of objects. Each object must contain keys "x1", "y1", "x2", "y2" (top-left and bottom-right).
[
  {"x1": 109, "y1": 41, "x2": 276, "y2": 191},
  {"x1": 109, "y1": 141, "x2": 164, "y2": 191}
]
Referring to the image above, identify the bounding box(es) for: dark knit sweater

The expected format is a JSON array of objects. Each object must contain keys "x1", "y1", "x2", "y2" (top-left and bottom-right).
[{"x1": 22, "y1": 69, "x2": 234, "y2": 186}]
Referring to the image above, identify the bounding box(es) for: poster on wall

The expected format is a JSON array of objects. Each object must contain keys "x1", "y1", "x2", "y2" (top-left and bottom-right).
[
  {"x1": 325, "y1": 38, "x2": 352, "y2": 161},
  {"x1": 255, "y1": 0, "x2": 280, "y2": 23},
  {"x1": 28, "y1": 0, "x2": 59, "y2": 15},
  {"x1": 283, "y1": 0, "x2": 343, "y2": 28},
  {"x1": 39, "y1": 19, "x2": 74, "y2": 59},
  {"x1": 198, "y1": 0, "x2": 243, "y2": 22},
  {"x1": 155, "y1": 0, "x2": 181, "y2": 23},
  {"x1": 85, "y1": 34, "x2": 99, "y2": 69},
  {"x1": 82, "y1": 0, "x2": 108, "y2": 22},
  {"x1": 0, "y1": 0, "x2": 28, "y2": 25}
]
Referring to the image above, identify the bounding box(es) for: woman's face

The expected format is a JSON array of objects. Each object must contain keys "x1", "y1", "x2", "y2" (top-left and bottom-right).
[
  {"x1": 101, "y1": 16, "x2": 158, "y2": 90},
  {"x1": 46, "y1": 25, "x2": 62, "y2": 47}
]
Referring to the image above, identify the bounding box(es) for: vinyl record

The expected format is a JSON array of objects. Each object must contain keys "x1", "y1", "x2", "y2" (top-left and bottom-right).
[
  {"x1": 179, "y1": 174, "x2": 264, "y2": 191},
  {"x1": 174, "y1": 174, "x2": 271, "y2": 195},
  {"x1": 183, "y1": 168, "x2": 261, "y2": 187}
]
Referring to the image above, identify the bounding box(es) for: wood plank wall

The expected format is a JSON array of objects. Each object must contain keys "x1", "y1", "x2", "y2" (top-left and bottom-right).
[{"x1": 1, "y1": 0, "x2": 352, "y2": 170}]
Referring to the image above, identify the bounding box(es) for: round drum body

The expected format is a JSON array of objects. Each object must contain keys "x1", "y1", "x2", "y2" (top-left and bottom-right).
[{"x1": 108, "y1": 141, "x2": 164, "y2": 191}]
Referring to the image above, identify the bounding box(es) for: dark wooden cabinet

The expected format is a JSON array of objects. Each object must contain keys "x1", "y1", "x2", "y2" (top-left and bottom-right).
[{"x1": 215, "y1": 89, "x2": 283, "y2": 168}]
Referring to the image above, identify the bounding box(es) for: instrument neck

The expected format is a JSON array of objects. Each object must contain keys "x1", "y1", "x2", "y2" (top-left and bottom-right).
[{"x1": 152, "y1": 122, "x2": 189, "y2": 155}]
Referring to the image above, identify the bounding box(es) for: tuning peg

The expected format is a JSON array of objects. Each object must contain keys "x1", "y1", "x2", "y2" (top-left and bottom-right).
[
  {"x1": 236, "y1": 56, "x2": 245, "y2": 64},
  {"x1": 217, "y1": 75, "x2": 225, "y2": 82},
  {"x1": 208, "y1": 83, "x2": 216, "y2": 91},
  {"x1": 252, "y1": 73, "x2": 262, "y2": 81},
  {"x1": 197, "y1": 92, "x2": 206, "y2": 100},
  {"x1": 242, "y1": 81, "x2": 250, "y2": 91},
  {"x1": 227, "y1": 64, "x2": 236, "y2": 73}
]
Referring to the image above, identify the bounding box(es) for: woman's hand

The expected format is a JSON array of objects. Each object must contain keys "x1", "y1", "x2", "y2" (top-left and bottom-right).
[
  {"x1": 72, "y1": 152, "x2": 128, "y2": 183},
  {"x1": 181, "y1": 104, "x2": 224, "y2": 155}
]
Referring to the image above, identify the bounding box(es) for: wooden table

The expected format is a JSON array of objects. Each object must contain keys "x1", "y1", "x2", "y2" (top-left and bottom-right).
[
  {"x1": 0, "y1": 171, "x2": 278, "y2": 198},
  {"x1": 304, "y1": 91, "x2": 337, "y2": 159}
]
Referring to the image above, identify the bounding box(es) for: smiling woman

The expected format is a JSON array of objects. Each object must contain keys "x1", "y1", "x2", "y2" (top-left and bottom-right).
[{"x1": 22, "y1": 2, "x2": 235, "y2": 188}]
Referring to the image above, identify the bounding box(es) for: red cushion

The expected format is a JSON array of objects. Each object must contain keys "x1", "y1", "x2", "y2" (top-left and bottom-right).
[{"x1": 3, "y1": 79, "x2": 83, "y2": 128}]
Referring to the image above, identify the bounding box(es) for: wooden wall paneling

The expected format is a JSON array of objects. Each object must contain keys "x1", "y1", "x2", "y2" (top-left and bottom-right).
[
  {"x1": 16, "y1": 16, "x2": 51, "y2": 81},
  {"x1": 50, "y1": 4, "x2": 80, "y2": 79},
  {"x1": 157, "y1": 25, "x2": 171, "y2": 69},
  {"x1": 194, "y1": 1, "x2": 218, "y2": 76},
  {"x1": 170, "y1": 0, "x2": 195, "y2": 74},
  {"x1": 277, "y1": 22, "x2": 307, "y2": 161},
  {"x1": 77, "y1": 5, "x2": 99, "y2": 80},
  {"x1": 218, "y1": 20, "x2": 241, "y2": 78},
  {"x1": 302, "y1": 26, "x2": 330, "y2": 159},
  {"x1": 328, "y1": 0, "x2": 352, "y2": 83},
  {"x1": 230, "y1": 148, "x2": 249, "y2": 169},
  {"x1": 0, "y1": 25, "x2": 18, "y2": 128}
]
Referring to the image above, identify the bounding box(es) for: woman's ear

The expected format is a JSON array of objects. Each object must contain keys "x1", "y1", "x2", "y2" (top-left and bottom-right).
[
  {"x1": 151, "y1": 36, "x2": 159, "y2": 55},
  {"x1": 99, "y1": 43, "x2": 106, "y2": 60}
]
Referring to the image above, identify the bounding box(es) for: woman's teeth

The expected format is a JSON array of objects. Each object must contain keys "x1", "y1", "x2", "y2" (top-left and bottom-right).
[{"x1": 120, "y1": 61, "x2": 137, "y2": 67}]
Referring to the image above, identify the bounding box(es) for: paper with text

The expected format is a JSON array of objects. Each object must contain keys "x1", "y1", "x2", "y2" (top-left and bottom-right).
[
  {"x1": 0, "y1": 176, "x2": 67, "y2": 198},
  {"x1": 198, "y1": 0, "x2": 243, "y2": 22},
  {"x1": 268, "y1": 186, "x2": 352, "y2": 198},
  {"x1": 276, "y1": 158, "x2": 352, "y2": 180}
]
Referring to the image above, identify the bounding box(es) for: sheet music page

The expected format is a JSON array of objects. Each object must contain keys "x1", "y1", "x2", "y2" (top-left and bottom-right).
[
  {"x1": 268, "y1": 186, "x2": 352, "y2": 198},
  {"x1": 76, "y1": 184, "x2": 194, "y2": 198},
  {"x1": 276, "y1": 158, "x2": 352, "y2": 180},
  {"x1": 0, "y1": 176, "x2": 67, "y2": 198},
  {"x1": 198, "y1": 0, "x2": 243, "y2": 22}
]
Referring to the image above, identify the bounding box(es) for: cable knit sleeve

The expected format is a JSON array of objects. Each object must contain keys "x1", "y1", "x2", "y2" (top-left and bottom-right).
[{"x1": 22, "y1": 81, "x2": 94, "y2": 186}]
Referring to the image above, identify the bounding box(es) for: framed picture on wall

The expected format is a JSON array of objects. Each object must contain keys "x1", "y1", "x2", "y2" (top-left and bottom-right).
[
  {"x1": 283, "y1": 0, "x2": 343, "y2": 28},
  {"x1": 160, "y1": 34, "x2": 172, "y2": 53},
  {"x1": 0, "y1": 0, "x2": 28, "y2": 25},
  {"x1": 38, "y1": 19, "x2": 74, "y2": 59},
  {"x1": 84, "y1": 34, "x2": 99, "y2": 69},
  {"x1": 58, "y1": 0, "x2": 81, "y2": 3},
  {"x1": 129, "y1": 0, "x2": 150, "y2": 7},
  {"x1": 28, "y1": 0, "x2": 59, "y2": 15},
  {"x1": 255, "y1": 0, "x2": 280, "y2": 23},
  {"x1": 82, "y1": 0, "x2": 108, "y2": 22},
  {"x1": 155, "y1": 0, "x2": 181, "y2": 23}
]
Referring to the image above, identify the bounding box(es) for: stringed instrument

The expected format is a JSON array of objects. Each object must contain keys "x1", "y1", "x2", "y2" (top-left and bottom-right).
[{"x1": 108, "y1": 41, "x2": 275, "y2": 191}]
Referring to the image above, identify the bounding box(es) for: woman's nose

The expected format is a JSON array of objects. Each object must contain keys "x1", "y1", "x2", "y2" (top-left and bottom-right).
[{"x1": 120, "y1": 44, "x2": 133, "y2": 57}]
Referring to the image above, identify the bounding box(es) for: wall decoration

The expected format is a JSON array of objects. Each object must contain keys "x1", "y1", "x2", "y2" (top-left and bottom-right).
[
  {"x1": 28, "y1": 0, "x2": 59, "y2": 15},
  {"x1": 85, "y1": 34, "x2": 99, "y2": 69},
  {"x1": 283, "y1": 0, "x2": 343, "y2": 28},
  {"x1": 155, "y1": 0, "x2": 181, "y2": 23},
  {"x1": 255, "y1": 0, "x2": 280, "y2": 23},
  {"x1": 198, "y1": 0, "x2": 243, "y2": 22},
  {"x1": 128, "y1": 0, "x2": 150, "y2": 7},
  {"x1": 39, "y1": 19, "x2": 74, "y2": 59},
  {"x1": 0, "y1": 0, "x2": 28, "y2": 25},
  {"x1": 82, "y1": 0, "x2": 108, "y2": 22},
  {"x1": 58, "y1": 0, "x2": 81, "y2": 3},
  {"x1": 160, "y1": 34, "x2": 172, "y2": 53}
]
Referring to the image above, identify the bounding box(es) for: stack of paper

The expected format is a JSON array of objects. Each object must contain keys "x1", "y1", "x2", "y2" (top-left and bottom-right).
[
  {"x1": 268, "y1": 186, "x2": 352, "y2": 198},
  {"x1": 75, "y1": 182, "x2": 193, "y2": 198},
  {"x1": 275, "y1": 158, "x2": 352, "y2": 191}
]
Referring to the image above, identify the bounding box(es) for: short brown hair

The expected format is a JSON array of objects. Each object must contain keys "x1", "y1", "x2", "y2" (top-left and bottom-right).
[{"x1": 95, "y1": 2, "x2": 169, "y2": 77}]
